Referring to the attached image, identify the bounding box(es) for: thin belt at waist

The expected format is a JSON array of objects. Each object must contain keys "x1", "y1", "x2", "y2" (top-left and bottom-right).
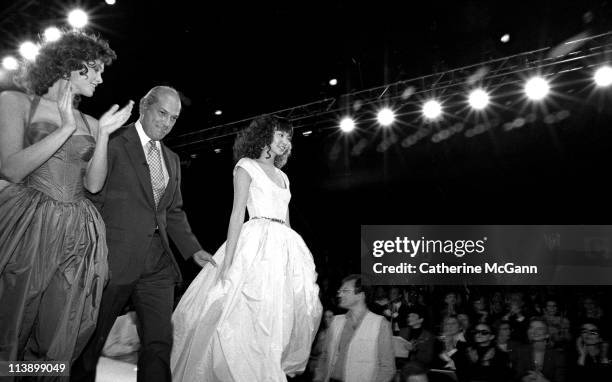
[{"x1": 250, "y1": 216, "x2": 286, "y2": 225}]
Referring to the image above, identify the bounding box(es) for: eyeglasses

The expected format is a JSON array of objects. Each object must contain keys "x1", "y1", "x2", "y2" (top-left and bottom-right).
[
  {"x1": 581, "y1": 329, "x2": 599, "y2": 335},
  {"x1": 475, "y1": 330, "x2": 492, "y2": 335}
]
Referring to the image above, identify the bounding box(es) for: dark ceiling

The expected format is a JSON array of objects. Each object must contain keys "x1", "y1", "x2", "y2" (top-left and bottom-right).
[{"x1": 2, "y1": 0, "x2": 611, "y2": 131}]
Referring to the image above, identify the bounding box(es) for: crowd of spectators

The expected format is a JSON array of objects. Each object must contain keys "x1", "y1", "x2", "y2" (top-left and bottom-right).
[{"x1": 303, "y1": 282, "x2": 611, "y2": 382}]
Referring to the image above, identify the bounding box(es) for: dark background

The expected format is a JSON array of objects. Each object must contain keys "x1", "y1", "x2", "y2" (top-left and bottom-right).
[{"x1": 2, "y1": 0, "x2": 612, "y2": 283}]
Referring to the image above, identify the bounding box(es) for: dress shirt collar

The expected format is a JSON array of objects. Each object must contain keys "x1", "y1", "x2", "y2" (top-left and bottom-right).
[{"x1": 135, "y1": 120, "x2": 160, "y2": 150}]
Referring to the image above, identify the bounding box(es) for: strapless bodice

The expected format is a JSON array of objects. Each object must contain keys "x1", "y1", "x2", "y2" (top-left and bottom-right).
[{"x1": 24, "y1": 121, "x2": 95, "y2": 202}]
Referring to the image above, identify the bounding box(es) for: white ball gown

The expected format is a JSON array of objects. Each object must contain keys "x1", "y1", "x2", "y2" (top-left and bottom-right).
[{"x1": 171, "y1": 157, "x2": 322, "y2": 381}]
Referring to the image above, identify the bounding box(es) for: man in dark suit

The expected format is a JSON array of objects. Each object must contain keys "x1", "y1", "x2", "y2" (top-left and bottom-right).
[{"x1": 72, "y1": 86, "x2": 215, "y2": 382}]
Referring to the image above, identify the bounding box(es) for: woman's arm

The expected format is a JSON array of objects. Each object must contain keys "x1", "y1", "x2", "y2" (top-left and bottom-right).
[
  {"x1": 219, "y1": 167, "x2": 251, "y2": 278},
  {"x1": 83, "y1": 101, "x2": 133, "y2": 193},
  {"x1": 0, "y1": 89, "x2": 76, "y2": 183}
]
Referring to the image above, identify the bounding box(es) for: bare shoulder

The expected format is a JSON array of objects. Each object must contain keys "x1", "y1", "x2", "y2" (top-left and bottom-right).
[
  {"x1": 0, "y1": 90, "x2": 29, "y2": 101},
  {"x1": 0, "y1": 90, "x2": 29, "y2": 113},
  {"x1": 0, "y1": 91, "x2": 30, "y2": 158}
]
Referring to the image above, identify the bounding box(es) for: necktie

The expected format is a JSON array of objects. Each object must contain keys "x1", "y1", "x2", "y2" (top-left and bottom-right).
[{"x1": 146, "y1": 140, "x2": 165, "y2": 208}]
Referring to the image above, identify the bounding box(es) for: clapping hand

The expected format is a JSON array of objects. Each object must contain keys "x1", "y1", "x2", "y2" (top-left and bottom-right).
[
  {"x1": 57, "y1": 80, "x2": 77, "y2": 133},
  {"x1": 98, "y1": 100, "x2": 134, "y2": 137}
]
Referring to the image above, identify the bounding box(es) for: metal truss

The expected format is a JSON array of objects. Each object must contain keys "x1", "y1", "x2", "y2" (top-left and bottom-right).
[{"x1": 168, "y1": 31, "x2": 612, "y2": 153}]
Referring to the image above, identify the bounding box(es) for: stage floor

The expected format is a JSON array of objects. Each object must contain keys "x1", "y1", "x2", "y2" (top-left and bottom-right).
[{"x1": 96, "y1": 356, "x2": 137, "y2": 382}]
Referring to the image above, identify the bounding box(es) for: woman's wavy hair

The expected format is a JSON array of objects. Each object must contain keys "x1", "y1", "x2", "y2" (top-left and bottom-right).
[
  {"x1": 15, "y1": 29, "x2": 116, "y2": 96},
  {"x1": 233, "y1": 115, "x2": 293, "y2": 168}
]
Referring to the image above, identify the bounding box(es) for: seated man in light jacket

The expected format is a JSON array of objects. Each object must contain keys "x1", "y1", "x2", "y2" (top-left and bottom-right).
[{"x1": 314, "y1": 274, "x2": 396, "y2": 382}]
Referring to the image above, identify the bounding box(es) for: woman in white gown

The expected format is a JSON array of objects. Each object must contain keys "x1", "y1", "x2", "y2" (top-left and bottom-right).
[{"x1": 171, "y1": 115, "x2": 322, "y2": 381}]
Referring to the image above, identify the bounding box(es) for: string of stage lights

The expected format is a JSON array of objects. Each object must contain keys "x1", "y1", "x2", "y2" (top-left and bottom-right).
[
  {"x1": 167, "y1": 31, "x2": 612, "y2": 156},
  {"x1": 0, "y1": 2, "x2": 118, "y2": 73},
  {"x1": 1, "y1": 5, "x2": 612, "y2": 156},
  {"x1": 0, "y1": 8, "x2": 91, "y2": 72}
]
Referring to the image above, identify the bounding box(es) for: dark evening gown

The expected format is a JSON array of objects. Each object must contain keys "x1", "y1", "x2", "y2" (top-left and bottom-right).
[{"x1": 0, "y1": 96, "x2": 108, "y2": 366}]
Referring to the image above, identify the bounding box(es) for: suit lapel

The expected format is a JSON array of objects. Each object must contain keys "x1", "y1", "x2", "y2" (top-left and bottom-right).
[{"x1": 122, "y1": 125, "x2": 156, "y2": 208}]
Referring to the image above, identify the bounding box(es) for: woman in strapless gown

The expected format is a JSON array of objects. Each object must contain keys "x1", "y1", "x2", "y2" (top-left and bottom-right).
[
  {"x1": 0, "y1": 30, "x2": 133, "y2": 365},
  {"x1": 171, "y1": 115, "x2": 322, "y2": 381}
]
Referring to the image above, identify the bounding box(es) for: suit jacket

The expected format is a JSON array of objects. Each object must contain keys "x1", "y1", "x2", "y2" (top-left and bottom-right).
[
  {"x1": 384, "y1": 300, "x2": 408, "y2": 334},
  {"x1": 90, "y1": 124, "x2": 201, "y2": 284},
  {"x1": 510, "y1": 344, "x2": 567, "y2": 382},
  {"x1": 397, "y1": 327, "x2": 435, "y2": 367}
]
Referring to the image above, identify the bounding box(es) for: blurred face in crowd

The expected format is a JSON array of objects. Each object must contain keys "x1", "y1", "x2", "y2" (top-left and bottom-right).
[
  {"x1": 583, "y1": 298, "x2": 597, "y2": 313},
  {"x1": 324, "y1": 310, "x2": 334, "y2": 328},
  {"x1": 544, "y1": 300, "x2": 558, "y2": 316},
  {"x1": 507, "y1": 293, "x2": 524, "y2": 312},
  {"x1": 580, "y1": 324, "x2": 601, "y2": 346},
  {"x1": 407, "y1": 312, "x2": 424, "y2": 328},
  {"x1": 374, "y1": 286, "x2": 387, "y2": 300},
  {"x1": 457, "y1": 313, "x2": 470, "y2": 331},
  {"x1": 445, "y1": 293, "x2": 457, "y2": 305},
  {"x1": 497, "y1": 322, "x2": 512, "y2": 343},
  {"x1": 474, "y1": 324, "x2": 494, "y2": 346},
  {"x1": 473, "y1": 297, "x2": 486, "y2": 312},
  {"x1": 527, "y1": 320, "x2": 549, "y2": 343},
  {"x1": 389, "y1": 287, "x2": 401, "y2": 301}
]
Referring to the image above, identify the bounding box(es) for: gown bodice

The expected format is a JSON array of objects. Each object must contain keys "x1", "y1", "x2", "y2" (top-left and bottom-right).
[
  {"x1": 234, "y1": 157, "x2": 291, "y2": 221},
  {"x1": 24, "y1": 97, "x2": 95, "y2": 202}
]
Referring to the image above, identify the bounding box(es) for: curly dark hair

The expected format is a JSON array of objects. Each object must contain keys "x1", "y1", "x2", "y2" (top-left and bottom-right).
[
  {"x1": 16, "y1": 30, "x2": 116, "y2": 96},
  {"x1": 232, "y1": 115, "x2": 293, "y2": 168}
]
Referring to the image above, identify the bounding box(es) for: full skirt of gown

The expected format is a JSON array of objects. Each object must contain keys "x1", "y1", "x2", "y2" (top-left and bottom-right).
[
  {"x1": 0, "y1": 184, "x2": 108, "y2": 362},
  {"x1": 171, "y1": 218, "x2": 322, "y2": 382}
]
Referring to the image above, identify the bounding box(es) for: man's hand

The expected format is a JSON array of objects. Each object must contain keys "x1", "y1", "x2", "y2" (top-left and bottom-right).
[
  {"x1": 192, "y1": 250, "x2": 217, "y2": 268},
  {"x1": 405, "y1": 340, "x2": 415, "y2": 352}
]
